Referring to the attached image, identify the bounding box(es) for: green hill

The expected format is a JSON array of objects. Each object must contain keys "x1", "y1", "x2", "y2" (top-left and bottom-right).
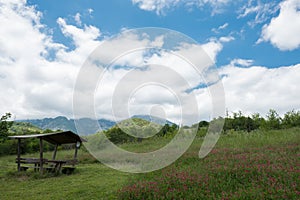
[
  {"x1": 9, "y1": 122, "x2": 42, "y2": 135},
  {"x1": 115, "y1": 117, "x2": 163, "y2": 138}
]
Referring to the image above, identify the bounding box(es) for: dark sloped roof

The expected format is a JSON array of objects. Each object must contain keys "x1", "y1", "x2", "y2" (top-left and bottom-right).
[{"x1": 9, "y1": 131, "x2": 86, "y2": 145}]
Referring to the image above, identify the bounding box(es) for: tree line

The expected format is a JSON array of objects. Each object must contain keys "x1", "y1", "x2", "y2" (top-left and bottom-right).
[
  {"x1": 1, "y1": 109, "x2": 300, "y2": 154},
  {"x1": 104, "y1": 109, "x2": 300, "y2": 144},
  {"x1": 105, "y1": 123, "x2": 179, "y2": 144},
  {"x1": 221, "y1": 109, "x2": 300, "y2": 133}
]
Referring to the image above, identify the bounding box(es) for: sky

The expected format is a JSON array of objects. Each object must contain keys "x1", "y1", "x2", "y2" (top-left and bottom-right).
[{"x1": 0, "y1": 0, "x2": 300, "y2": 124}]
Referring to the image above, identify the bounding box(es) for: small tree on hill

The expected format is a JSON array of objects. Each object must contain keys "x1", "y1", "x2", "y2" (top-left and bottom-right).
[
  {"x1": 0, "y1": 113, "x2": 13, "y2": 143},
  {"x1": 263, "y1": 109, "x2": 281, "y2": 130},
  {"x1": 282, "y1": 110, "x2": 300, "y2": 128}
]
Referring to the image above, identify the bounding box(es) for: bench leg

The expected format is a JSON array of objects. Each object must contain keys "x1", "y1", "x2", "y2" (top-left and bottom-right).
[{"x1": 20, "y1": 166, "x2": 28, "y2": 171}]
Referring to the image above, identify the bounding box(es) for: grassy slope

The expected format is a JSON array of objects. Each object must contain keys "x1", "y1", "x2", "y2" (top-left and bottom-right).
[
  {"x1": 9, "y1": 122, "x2": 43, "y2": 134},
  {"x1": 0, "y1": 128, "x2": 299, "y2": 199},
  {"x1": 0, "y1": 151, "x2": 129, "y2": 200},
  {"x1": 120, "y1": 129, "x2": 300, "y2": 199}
]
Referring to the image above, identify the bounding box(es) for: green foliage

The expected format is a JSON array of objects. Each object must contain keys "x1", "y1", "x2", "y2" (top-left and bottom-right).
[
  {"x1": 0, "y1": 128, "x2": 299, "y2": 199},
  {"x1": 105, "y1": 126, "x2": 134, "y2": 144},
  {"x1": 89, "y1": 109, "x2": 300, "y2": 149},
  {"x1": 104, "y1": 118, "x2": 178, "y2": 144},
  {"x1": 223, "y1": 111, "x2": 257, "y2": 133},
  {"x1": 0, "y1": 113, "x2": 13, "y2": 143},
  {"x1": 223, "y1": 109, "x2": 300, "y2": 132},
  {"x1": 118, "y1": 129, "x2": 300, "y2": 199},
  {"x1": 251, "y1": 113, "x2": 265, "y2": 129},
  {"x1": 156, "y1": 124, "x2": 178, "y2": 137},
  {"x1": 262, "y1": 109, "x2": 282, "y2": 130},
  {"x1": 282, "y1": 110, "x2": 300, "y2": 128},
  {"x1": 0, "y1": 121, "x2": 55, "y2": 156},
  {"x1": 0, "y1": 154, "x2": 128, "y2": 199},
  {"x1": 9, "y1": 122, "x2": 42, "y2": 134},
  {"x1": 198, "y1": 120, "x2": 209, "y2": 128},
  {"x1": 2, "y1": 108, "x2": 300, "y2": 159}
]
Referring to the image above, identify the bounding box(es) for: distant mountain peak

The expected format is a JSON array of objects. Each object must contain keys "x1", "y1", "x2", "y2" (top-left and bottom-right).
[
  {"x1": 17, "y1": 117, "x2": 116, "y2": 135},
  {"x1": 131, "y1": 114, "x2": 175, "y2": 126}
]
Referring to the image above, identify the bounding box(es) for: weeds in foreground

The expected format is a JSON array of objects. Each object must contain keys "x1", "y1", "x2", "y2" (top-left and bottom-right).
[{"x1": 119, "y1": 143, "x2": 300, "y2": 199}]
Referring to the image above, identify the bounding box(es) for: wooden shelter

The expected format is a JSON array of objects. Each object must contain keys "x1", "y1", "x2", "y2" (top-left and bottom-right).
[{"x1": 9, "y1": 131, "x2": 86, "y2": 174}]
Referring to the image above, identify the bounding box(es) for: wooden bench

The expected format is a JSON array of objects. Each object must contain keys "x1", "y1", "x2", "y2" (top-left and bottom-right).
[
  {"x1": 16, "y1": 158, "x2": 48, "y2": 171},
  {"x1": 16, "y1": 158, "x2": 78, "y2": 174},
  {"x1": 16, "y1": 158, "x2": 42, "y2": 163}
]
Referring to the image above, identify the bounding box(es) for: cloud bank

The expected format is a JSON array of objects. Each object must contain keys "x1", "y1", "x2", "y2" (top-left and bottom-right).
[
  {"x1": 132, "y1": 0, "x2": 230, "y2": 15},
  {"x1": 0, "y1": 0, "x2": 299, "y2": 125},
  {"x1": 0, "y1": 0, "x2": 99, "y2": 118},
  {"x1": 259, "y1": 0, "x2": 300, "y2": 51}
]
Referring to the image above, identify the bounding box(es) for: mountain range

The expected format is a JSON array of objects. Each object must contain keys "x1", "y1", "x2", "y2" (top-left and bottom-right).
[
  {"x1": 18, "y1": 115, "x2": 175, "y2": 135},
  {"x1": 18, "y1": 116, "x2": 115, "y2": 135}
]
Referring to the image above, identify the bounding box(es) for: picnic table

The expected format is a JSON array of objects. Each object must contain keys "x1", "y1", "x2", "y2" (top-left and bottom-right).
[
  {"x1": 16, "y1": 157, "x2": 77, "y2": 174},
  {"x1": 9, "y1": 131, "x2": 86, "y2": 175},
  {"x1": 47, "y1": 160, "x2": 67, "y2": 173}
]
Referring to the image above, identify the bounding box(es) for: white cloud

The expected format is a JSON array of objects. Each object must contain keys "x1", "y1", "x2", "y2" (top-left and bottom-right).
[
  {"x1": 220, "y1": 62, "x2": 300, "y2": 117},
  {"x1": 87, "y1": 8, "x2": 93, "y2": 15},
  {"x1": 219, "y1": 23, "x2": 228, "y2": 29},
  {"x1": 259, "y1": 0, "x2": 300, "y2": 51},
  {"x1": 132, "y1": 0, "x2": 230, "y2": 15},
  {"x1": 212, "y1": 22, "x2": 229, "y2": 33},
  {"x1": 229, "y1": 58, "x2": 254, "y2": 67},
  {"x1": 74, "y1": 13, "x2": 82, "y2": 26},
  {"x1": 0, "y1": 0, "x2": 233, "y2": 125},
  {"x1": 57, "y1": 17, "x2": 100, "y2": 48},
  {"x1": 1, "y1": 0, "x2": 299, "y2": 127},
  {"x1": 0, "y1": 0, "x2": 101, "y2": 119},
  {"x1": 76, "y1": 37, "x2": 223, "y2": 125},
  {"x1": 55, "y1": 17, "x2": 101, "y2": 66},
  {"x1": 0, "y1": 0, "x2": 218, "y2": 124},
  {"x1": 201, "y1": 36, "x2": 233, "y2": 60},
  {"x1": 71, "y1": 29, "x2": 232, "y2": 124},
  {"x1": 201, "y1": 39, "x2": 223, "y2": 61},
  {"x1": 238, "y1": 1, "x2": 279, "y2": 27},
  {"x1": 219, "y1": 36, "x2": 234, "y2": 43},
  {"x1": 132, "y1": 0, "x2": 180, "y2": 14}
]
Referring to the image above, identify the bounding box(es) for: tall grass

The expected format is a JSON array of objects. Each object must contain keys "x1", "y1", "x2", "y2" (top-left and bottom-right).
[
  {"x1": 118, "y1": 128, "x2": 300, "y2": 199},
  {"x1": 0, "y1": 128, "x2": 299, "y2": 199}
]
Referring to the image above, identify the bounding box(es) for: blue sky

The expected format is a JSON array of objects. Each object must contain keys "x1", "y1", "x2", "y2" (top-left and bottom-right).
[
  {"x1": 27, "y1": 0, "x2": 299, "y2": 67},
  {"x1": 0, "y1": 0, "x2": 300, "y2": 123}
]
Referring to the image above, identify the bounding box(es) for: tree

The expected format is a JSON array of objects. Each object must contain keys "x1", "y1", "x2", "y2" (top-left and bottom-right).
[
  {"x1": 263, "y1": 109, "x2": 281, "y2": 130},
  {"x1": 0, "y1": 113, "x2": 13, "y2": 143},
  {"x1": 198, "y1": 121, "x2": 209, "y2": 128},
  {"x1": 282, "y1": 110, "x2": 300, "y2": 128},
  {"x1": 251, "y1": 113, "x2": 265, "y2": 130},
  {"x1": 105, "y1": 126, "x2": 134, "y2": 144}
]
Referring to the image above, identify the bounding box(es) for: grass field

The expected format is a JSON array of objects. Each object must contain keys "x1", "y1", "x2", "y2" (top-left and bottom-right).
[{"x1": 0, "y1": 128, "x2": 299, "y2": 199}]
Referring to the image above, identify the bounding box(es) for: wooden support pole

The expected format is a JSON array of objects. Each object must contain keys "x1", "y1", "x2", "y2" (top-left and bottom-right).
[
  {"x1": 52, "y1": 144, "x2": 58, "y2": 160},
  {"x1": 74, "y1": 141, "x2": 81, "y2": 160},
  {"x1": 39, "y1": 138, "x2": 43, "y2": 174},
  {"x1": 74, "y1": 145, "x2": 78, "y2": 159},
  {"x1": 17, "y1": 139, "x2": 21, "y2": 172}
]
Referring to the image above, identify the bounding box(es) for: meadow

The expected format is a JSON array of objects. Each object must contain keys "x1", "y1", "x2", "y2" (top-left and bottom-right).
[{"x1": 0, "y1": 128, "x2": 299, "y2": 199}]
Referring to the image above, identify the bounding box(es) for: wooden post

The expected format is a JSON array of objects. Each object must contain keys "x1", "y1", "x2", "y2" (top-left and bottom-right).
[
  {"x1": 39, "y1": 138, "x2": 43, "y2": 174},
  {"x1": 73, "y1": 142, "x2": 80, "y2": 167},
  {"x1": 52, "y1": 144, "x2": 58, "y2": 160},
  {"x1": 17, "y1": 139, "x2": 21, "y2": 172},
  {"x1": 74, "y1": 145, "x2": 78, "y2": 159}
]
